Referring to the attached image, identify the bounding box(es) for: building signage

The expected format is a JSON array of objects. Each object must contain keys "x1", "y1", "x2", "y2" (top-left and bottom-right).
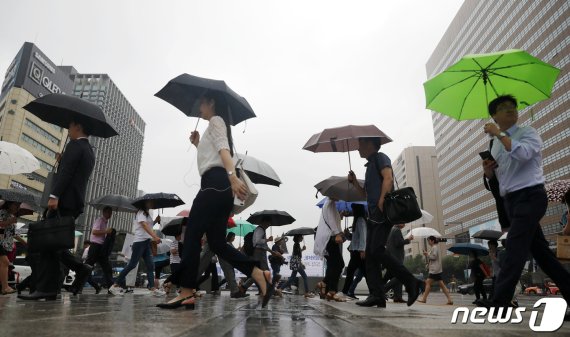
[
  {"x1": 28, "y1": 61, "x2": 65, "y2": 95},
  {"x1": 33, "y1": 52, "x2": 56, "y2": 74}
]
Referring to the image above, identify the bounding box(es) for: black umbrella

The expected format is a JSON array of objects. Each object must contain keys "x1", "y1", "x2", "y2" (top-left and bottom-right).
[
  {"x1": 247, "y1": 210, "x2": 296, "y2": 227},
  {"x1": 161, "y1": 217, "x2": 186, "y2": 236},
  {"x1": 132, "y1": 193, "x2": 185, "y2": 210},
  {"x1": 23, "y1": 93, "x2": 119, "y2": 138},
  {"x1": 284, "y1": 227, "x2": 315, "y2": 236},
  {"x1": 155, "y1": 73, "x2": 256, "y2": 126},
  {"x1": 0, "y1": 188, "x2": 39, "y2": 206},
  {"x1": 89, "y1": 194, "x2": 137, "y2": 212},
  {"x1": 472, "y1": 230, "x2": 503, "y2": 241}
]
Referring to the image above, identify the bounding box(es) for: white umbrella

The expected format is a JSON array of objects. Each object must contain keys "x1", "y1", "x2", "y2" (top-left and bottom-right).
[
  {"x1": 406, "y1": 209, "x2": 434, "y2": 226},
  {"x1": 233, "y1": 153, "x2": 282, "y2": 187},
  {"x1": 0, "y1": 141, "x2": 40, "y2": 175},
  {"x1": 405, "y1": 227, "x2": 442, "y2": 239}
]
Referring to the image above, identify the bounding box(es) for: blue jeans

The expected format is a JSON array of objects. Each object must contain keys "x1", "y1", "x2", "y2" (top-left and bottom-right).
[
  {"x1": 280, "y1": 268, "x2": 309, "y2": 293},
  {"x1": 116, "y1": 239, "x2": 155, "y2": 289},
  {"x1": 349, "y1": 268, "x2": 364, "y2": 295}
]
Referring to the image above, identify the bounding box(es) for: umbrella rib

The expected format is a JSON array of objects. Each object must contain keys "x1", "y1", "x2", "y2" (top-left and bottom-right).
[
  {"x1": 486, "y1": 76, "x2": 500, "y2": 97},
  {"x1": 427, "y1": 73, "x2": 481, "y2": 107},
  {"x1": 489, "y1": 61, "x2": 553, "y2": 71},
  {"x1": 457, "y1": 74, "x2": 482, "y2": 120},
  {"x1": 482, "y1": 53, "x2": 504, "y2": 70},
  {"x1": 487, "y1": 70, "x2": 552, "y2": 98}
]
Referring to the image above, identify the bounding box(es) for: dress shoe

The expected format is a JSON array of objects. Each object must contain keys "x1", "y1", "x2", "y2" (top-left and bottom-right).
[
  {"x1": 406, "y1": 280, "x2": 422, "y2": 307},
  {"x1": 94, "y1": 285, "x2": 102, "y2": 295},
  {"x1": 18, "y1": 291, "x2": 57, "y2": 301},
  {"x1": 355, "y1": 296, "x2": 386, "y2": 308},
  {"x1": 72, "y1": 264, "x2": 93, "y2": 295},
  {"x1": 393, "y1": 298, "x2": 406, "y2": 303}
]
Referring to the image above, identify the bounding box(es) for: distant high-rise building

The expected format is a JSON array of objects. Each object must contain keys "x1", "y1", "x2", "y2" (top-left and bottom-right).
[
  {"x1": 392, "y1": 146, "x2": 444, "y2": 257},
  {"x1": 69, "y1": 73, "x2": 146, "y2": 234},
  {"x1": 426, "y1": 1, "x2": 569, "y2": 246}
]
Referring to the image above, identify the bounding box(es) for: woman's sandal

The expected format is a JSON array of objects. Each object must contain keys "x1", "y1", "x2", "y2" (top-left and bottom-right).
[
  {"x1": 156, "y1": 293, "x2": 196, "y2": 310},
  {"x1": 325, "y1": 292, "x2": 347, "y2": 302},
  {"x1": 1, "y1": 289, "x2": 17, "y2": 295}
]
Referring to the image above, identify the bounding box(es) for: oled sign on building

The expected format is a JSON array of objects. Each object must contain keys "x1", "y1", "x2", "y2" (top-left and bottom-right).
[{"x1": 1, "y1": 42, "x2": 74, "y2": 100}]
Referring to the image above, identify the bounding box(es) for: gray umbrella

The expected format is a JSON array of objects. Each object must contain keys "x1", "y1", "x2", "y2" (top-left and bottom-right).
[
  {"x1": 89, "y1": 194, "x2": 137, "y2": 212},
  {"x1": 132, "y1": 193, "x2": 185, "y2": 209},
  {"x1": 234, "y1": 153, "x2": 281, "y2": 187},
  {"x1": 315, "y1": 176, "x2": 365, "y2": 202},
  {"x1": 284, "y1": 227, "x2": 316, "y2": 236},
  {"x1": 155, "y1": 73, "x2": 256, "y2": 126},
  {"x1": 472, "y1": 230, "x2": 503, "y2": 241},
  {"x1": 0, "y1": 188, "x2": 39, "y2": 206},
  {"x1": 23, "y1": 93, "x2": 119, "y2": 138}
]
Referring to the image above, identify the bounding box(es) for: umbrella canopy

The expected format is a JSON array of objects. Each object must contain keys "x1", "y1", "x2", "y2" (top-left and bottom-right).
[
  {"x1": 424, "y1": 49, "x2": 560, "y2": 120},
  {"x1": 406, "y1": 209, "x2": 434, "y2": 226},
  {"x1": 0, "y1": 141, "x2": 40, "y2": 175},
  {"x1": 247, "y1": 210, "x2": 296, "y2": 227},
  {"x1": 155, "y1": 73, "x2": 255, "y2": 126},
  {"x1": 227, "y1": 220, "x2": 256, "y2": 237},
  {"x1": 472, "y1": 230, "x2": 503, "y2": 241},
  {"x1": 132, "y1": 193, "x2": 184, "y2": 210},
  {"x1": 404, "y1": 227, "x2": 441, "y2": 239},
  {"x1": 284, "y1": 227, "x2": 316, "y2": 236},
  {"x1": 234, "y1": 153, "x2": 281, "y2": 187},
  {"x1": 161, "y1": 217, "x2": 185, "y2": 236},
  {"x1": 448, "y1": 243, "x2": 489, "y2": 256},
  {"x1": 545, "y1": 179, "x2": 570, "y2": 202},
  {"x1": 316, "y1": 197, "x2": 367, "y2": 214},
  {"x1": 0, "y1": 189, "x2": 39, "y2": 206},
  {"x1": 315, "y1": 176, "x2": 365, "y2": 202},
  {"x1": 23, "y1": 93, "x2": 119, "y2": 138},
  {"x1": 499, "y1": 232, "x2": 508, "y2": 240},
  {"x1": 89, "y1": 194, "x2": 137, "y2": 212},
  {"x1": 74, "y1": 231, "x2": 83, "y2": 237},
  {"x1": 303, "y1": 125, "x2": 392, "y2": 153}
]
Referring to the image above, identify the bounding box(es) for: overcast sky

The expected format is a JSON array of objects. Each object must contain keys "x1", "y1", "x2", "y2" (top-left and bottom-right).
[{"x1": 0, "y1": 1, "x2": 463, "y2": 240}]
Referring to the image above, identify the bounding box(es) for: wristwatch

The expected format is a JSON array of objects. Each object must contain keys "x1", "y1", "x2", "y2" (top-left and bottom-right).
[
  {"x1": 227, "y1": 171, "x2": 234, "y2": 177},
  {"x1": 497, "y1": 131, "x2": 507, "y2": 139}
]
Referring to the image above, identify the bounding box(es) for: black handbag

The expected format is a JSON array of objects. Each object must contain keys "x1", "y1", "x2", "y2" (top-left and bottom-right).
[
  {"x1": 383, "y1": 187, "x2": 422, "y2": 224},
  {"x1": 27, "y1": 211, "x2": 76, "y2": 252}
]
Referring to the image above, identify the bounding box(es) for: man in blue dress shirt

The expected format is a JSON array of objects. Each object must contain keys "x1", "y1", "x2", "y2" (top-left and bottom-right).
[{"x1": 482, "y1": 95, "x2": 570, "y2": 309}]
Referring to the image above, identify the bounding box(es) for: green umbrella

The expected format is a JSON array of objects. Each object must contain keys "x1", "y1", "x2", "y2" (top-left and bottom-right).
[
  {"x1": 227, "y1": 219, "x2": 256, "y2": 237},
  {"x1": 423, "y1": 49, "x2": 560, "y2": 120}
]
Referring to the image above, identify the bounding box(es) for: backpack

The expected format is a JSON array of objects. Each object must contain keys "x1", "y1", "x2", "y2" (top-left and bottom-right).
[{"x1": 243, "y1": 232, "x2": 254, "y2": 256}]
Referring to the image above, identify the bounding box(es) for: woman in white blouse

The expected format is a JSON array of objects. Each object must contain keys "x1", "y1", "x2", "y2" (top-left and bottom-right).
[
  {"x1": 157, "y1": 91, "x2": 273, "y2": 310},
  {"x1": 314, "y1": 198, "x2": 346, "y2": 302}
]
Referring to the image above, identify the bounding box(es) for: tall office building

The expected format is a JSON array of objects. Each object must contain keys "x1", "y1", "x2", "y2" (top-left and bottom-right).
[
  {"x1": 392, "y1": 146, "x2": 445, "y2": 257},
  {"x1": 0, "y1": 43, "x2": 72, "y2": 219},
  {"x1": 68, "y1": 73, "x2": 146, "y2": 233},
  {"x1": 0, "y1": 42, "x2": 145, "y2": 234},
  {"x1": 427, "y1": 1, "x2": 569, "y2": 246}
]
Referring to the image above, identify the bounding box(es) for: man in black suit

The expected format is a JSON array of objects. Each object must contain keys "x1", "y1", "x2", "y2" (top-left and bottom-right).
[{"x1": 20, "y1": 119, "x2": 95, "y2": 300}]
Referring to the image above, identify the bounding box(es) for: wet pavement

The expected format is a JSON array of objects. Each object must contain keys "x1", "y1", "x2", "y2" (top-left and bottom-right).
[{"x1": 0, "y1": 290, "x2": 568, "y2": 336}]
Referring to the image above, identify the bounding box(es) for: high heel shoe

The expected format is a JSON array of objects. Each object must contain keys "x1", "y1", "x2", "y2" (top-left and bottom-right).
[{"x1": 156, "y1": 295, "x2": 195, "y2": 310}]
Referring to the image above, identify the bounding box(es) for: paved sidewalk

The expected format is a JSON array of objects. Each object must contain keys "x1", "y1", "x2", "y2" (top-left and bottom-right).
[{"x1": 0, "y1": 290, "x2": 567, "y2": 336}]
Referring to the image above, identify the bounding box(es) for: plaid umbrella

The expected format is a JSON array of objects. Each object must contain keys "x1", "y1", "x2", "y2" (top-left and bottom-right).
[{"x1": 545, "y1": 180, "x2": 570, "y2": 202}]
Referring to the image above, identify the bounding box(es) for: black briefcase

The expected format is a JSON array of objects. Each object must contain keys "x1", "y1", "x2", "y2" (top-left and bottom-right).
[
  {"x1": 27, "y1": 212, "x2": 75, "y2": 252},
  {"x1": 383, "y1": 187, "x2": 422, "y2": 224}
]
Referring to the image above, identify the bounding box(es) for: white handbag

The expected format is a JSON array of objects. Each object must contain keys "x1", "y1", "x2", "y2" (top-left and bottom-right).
[{"x1": 232, "y1": 159, "x2": 258, "y2": 214}]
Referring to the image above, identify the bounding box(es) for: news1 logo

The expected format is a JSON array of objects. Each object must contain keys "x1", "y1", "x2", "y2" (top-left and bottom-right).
[{"x1": 451, "y1": 298, "x2": 567, "y2": 332}]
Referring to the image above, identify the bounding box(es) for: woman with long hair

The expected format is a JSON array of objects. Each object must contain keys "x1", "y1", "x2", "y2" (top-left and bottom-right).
[
  {"x1": 109, "y1": 200, "x2": 162, "y2": 296},
  {"x1": 417, "y1": 236, "x2": 453, "y2": 305},
  {"x1": 278, "y1": 234, "x2": 314, "y2": 298},
  {"x1": 0, "y1": 201, "x2": 21, "y2": 295},
  {"x1": 157, "y1": 91, "x2": 273, "y2": 310}
]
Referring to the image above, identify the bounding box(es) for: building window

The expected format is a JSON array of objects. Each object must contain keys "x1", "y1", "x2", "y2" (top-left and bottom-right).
[
  {"x1": 25, "y1": 119, "x2": 60, "y2": 146},
  {"x1": 20, "y1": 133, "x2": 57, "y2": 159}
]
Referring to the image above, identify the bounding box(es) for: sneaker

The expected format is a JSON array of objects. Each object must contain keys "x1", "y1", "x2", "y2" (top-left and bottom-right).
[
  {"x1": 108, "y1": 285, "x2": 124, "y2": 296},
  {"x1": 151, "y1": 288, "x2": 166, "y2": 297}
]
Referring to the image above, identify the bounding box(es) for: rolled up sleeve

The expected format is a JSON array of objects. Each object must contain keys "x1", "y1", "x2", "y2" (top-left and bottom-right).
[{"x1": 508, "y1": 128, "x2": 541, "y2": 162}]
